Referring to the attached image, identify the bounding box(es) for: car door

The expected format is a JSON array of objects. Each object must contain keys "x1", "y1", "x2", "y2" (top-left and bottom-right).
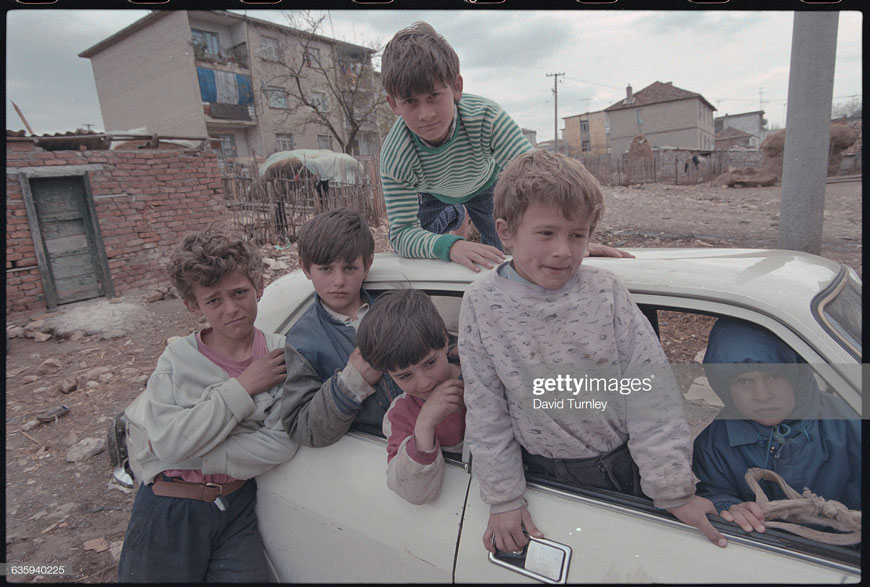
[
  {"x1": 254, "y1": 287, "x2": 473, "y2": 582},
  {"x1": 256, "y1": 429, "x2": 472, "y2": 582},
  {"x1": 453, "y1": 300, "x2": 861, "y2": 583}
]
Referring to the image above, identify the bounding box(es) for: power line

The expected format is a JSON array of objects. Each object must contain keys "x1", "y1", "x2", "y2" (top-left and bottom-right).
[{"x1": 563, "y1": 76, "x2": 622, "y2": 90}]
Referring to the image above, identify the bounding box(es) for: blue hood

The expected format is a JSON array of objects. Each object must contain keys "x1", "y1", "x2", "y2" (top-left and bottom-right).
[{"x1": 702, "y1": 317, "x2": 821, "y2": 421}]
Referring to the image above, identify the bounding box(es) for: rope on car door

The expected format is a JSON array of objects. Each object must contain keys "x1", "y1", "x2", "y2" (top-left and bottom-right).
[{"x1": 744, "y1": 467, "x2": 861, "y2": 545}]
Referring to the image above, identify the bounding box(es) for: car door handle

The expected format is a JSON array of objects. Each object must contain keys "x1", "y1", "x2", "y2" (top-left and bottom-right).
[{"x1": 488, "y1": 537, "x2": 572, "y2": 584}]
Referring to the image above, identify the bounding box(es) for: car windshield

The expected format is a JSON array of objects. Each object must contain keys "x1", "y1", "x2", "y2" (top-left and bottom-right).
[{"x1": 816, "y1": 271, "x2": 861, "y2": 360}]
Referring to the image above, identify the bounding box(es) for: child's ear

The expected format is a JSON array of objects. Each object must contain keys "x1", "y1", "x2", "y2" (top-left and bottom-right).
[
  {"x1": 385, "y1": 94, "x2": 400, "y2": 116},
  {"x1": 183, "y1": 298, "x2": 203, "y2": 317},
  {"x1": 362, "y1": 257, "x2": 374, "y2": 277},
  {"x1": 451, "y1": 75, "x2": 463, "y2": 102},
  {"x1": 495, "y1": 217, "x2": 513, "y2": 249},
  {"x1": 255, "y1": 277, "x2": 265, "y2": 301},
  {"x1": 301, "y1": 265, "x2": 312, "y2": 280}
]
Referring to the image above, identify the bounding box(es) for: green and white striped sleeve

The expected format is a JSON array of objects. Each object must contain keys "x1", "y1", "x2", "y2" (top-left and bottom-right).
[{"x1": 382, "y1": 174, "x2": 462, "y2": 261}]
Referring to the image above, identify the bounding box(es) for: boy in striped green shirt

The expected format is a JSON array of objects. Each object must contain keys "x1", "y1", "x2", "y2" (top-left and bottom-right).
[{"x1": 380, "y1": 22, "x2": 628, "y2": 271}]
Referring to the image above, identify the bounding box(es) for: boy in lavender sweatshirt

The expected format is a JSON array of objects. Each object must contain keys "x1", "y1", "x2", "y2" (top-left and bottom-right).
[{"x1": 458, "y1": 150, "x2": 727, "y2": 554}]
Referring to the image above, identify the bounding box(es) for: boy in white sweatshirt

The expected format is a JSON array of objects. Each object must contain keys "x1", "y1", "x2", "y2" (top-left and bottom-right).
[{"x1": 118, "y1": 227, "x2": 298, "y2": 582}]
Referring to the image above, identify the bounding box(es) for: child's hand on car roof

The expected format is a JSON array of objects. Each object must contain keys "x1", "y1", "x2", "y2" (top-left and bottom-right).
[
  {"x1": 449, "y1": 240, "x2": 505, "y2": 272},
  {"x1": 586, "y1": 242, "x2": 635, "y2": 258}
]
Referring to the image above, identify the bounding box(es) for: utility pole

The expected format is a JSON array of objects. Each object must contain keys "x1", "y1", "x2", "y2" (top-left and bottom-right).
[
  {"x1": 547, "y1": 72, "x2": 564, "y2": 153},
  {"x1": 777, "y1": 12, "x2": 838, "y2": 255}
]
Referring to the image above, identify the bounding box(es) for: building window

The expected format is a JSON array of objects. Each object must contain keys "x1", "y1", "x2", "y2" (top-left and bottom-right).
[
  {"x1": 191, "y1": 29, "x2": 220, "y2": 56},
  {"x1": 635, "y1": 109, "x2": 643, "y2": 125},
  {"x1": 581, "y1": 140, "x2": 591, "y2": 152},
  {"x1": 214, "y1": 134, "x2": 237, "y2": 158},
  {"x1": 311, "y1": 91, "x2": 329, "y2": 112},
  {"x1": 275, "y1": 134, "x2": 294, "y2": 151},
  {"x1": 267, "y1": 86, "x2": 288, "y2": 109},
  {"x1": 580, "y1": 120, "x2": 589, "y2": 133},
  {"x1": 259, "y1": 36, "x2": 280, "y2": 62},
  {"x1": 358, "y1": 132, "x2": 377, "y2": 156},
  {"x1": 304, "y1": 47, "x2": 321, "y2": 67},
  {"x1": 317, "y1": 135, "x2": 332, "y2": 150}
]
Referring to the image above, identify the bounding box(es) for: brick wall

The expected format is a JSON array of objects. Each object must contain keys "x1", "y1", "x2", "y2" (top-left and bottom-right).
[{"x1": 6, "y1": 143, "x2": 228, "y2": 316}]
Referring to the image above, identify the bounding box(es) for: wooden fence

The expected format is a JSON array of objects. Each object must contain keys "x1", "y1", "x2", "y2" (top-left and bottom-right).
[
  {"x1": 575, "y1": 149, "x2": 762, "y2": 186},
  {"x1": 220, "y1": 154, "x2": 385, "y2": 245}
]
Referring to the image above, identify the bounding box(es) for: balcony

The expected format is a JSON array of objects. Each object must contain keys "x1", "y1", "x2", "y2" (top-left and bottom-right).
[
  {"x1": 193, "y1": 42, "x2": 249, "y2": 70},
  {"x1": 203, "y1": 103, "x2": 257, "y2": 128}
]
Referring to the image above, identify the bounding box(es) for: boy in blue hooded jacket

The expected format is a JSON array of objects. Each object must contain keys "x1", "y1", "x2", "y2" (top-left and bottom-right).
[{"x1": 692, "y1": 317, "x2": 861, "y2": 534}]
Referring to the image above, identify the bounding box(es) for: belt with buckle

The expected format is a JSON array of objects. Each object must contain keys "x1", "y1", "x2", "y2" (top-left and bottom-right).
[{"x1": 151, "y1": 475, "x2": 247, "y2": 503}]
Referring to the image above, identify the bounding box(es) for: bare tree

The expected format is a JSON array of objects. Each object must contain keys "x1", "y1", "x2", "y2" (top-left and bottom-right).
[
  {"x1": 261, "y1": 11, "x2": 387, "y2": 154},
  {"x1": 831, "y1": 96, "x2": 862, "y2": 120}
]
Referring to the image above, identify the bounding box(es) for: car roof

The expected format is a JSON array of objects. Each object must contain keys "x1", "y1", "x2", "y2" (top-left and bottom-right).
[
  {"x1": 365, "y1": 247, "x2": 844, "y2": 301},
  {"x1": 257, "y1": 247, "x2": 859, "y2": 399},
  {"x1": 261, "y1": 248, "x2": 845, "y2": 328}
]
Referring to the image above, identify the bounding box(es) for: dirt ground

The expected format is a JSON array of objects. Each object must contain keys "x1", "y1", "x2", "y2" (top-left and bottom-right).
[{"x1": 3, "y1": 179, "x2": 861, "y2": 582}]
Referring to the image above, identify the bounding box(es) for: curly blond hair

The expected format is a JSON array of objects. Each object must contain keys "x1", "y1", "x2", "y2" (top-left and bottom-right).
[{"x1": 168, "y1": 226, "x2": 263, "y2": 305}]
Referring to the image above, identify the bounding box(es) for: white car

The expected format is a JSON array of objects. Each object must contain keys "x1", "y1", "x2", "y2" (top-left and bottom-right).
[{"x1": 123, "y1": 249, "x2": 861, "y2": 583}]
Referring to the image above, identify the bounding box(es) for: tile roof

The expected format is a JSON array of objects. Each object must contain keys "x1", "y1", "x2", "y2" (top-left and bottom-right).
[
  {"x1": 715, "y1": 127, "x2": 755, "y2": 139},
  {"x1": 605, "y1": 81, "x2": 716, "y2": 112}
]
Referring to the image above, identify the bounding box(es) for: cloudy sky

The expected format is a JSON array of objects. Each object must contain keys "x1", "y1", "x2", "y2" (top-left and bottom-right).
[{"x1": 5, "y1": 9, "x2": 862, "y2": 141}]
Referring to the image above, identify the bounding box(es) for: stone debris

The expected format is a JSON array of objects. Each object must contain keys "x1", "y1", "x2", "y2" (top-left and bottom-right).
[
  {"x1": 83, "y1": 537, "x2": 109, "y2": 553},
  {"x1": 37, "y1": 358, "x2": 63, "y2": 374},
  {"x1": 84, "y1": 366, "x2": 111, "y2": 380},
  {"x1": 33, "y1": 331, "x2": 53, "y2": 343},
  {"x1": 120, "y1": 367, "x2": 140, "y2": 379},
  {"x1": 66, "y1": 437, "x2": 106, "y2": 463},
  {"x1": 59, "y1": 377, "x2": 79, "y2": 394},
  {"x1": 23, "y1": 375, "x2": 38, "y2": 384},
  {"x1": 24, "y1": 319, "x2": 47, "y2": 335},
  {"x1": 21, "y1": 419, "x2": 41, "y2": 432},
  {"x1": 263, "y1": 256, "x2": 290, "y2": 271}
]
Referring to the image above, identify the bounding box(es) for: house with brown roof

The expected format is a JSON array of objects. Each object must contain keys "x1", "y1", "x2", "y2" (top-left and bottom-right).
[
  {"x1": 715, "y1": 126, "x2": 757, "y2": 150},
  {"x1": 604, "y1": 81, "x2": 716, "y2": 158}
]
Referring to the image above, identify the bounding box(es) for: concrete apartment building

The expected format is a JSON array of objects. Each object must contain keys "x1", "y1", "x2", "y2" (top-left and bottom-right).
[
  {"x1": 714, "y1": 126, "x2": 757, "y2": 150},
  {"x1": 604, "y1": 81, "x2": 716, "y2": 157},
  {"x1": 79, "y1": 10, "x2": 380, "y2": 161},
  {"x1": 714, "y1": 110, "x2": 768, "y2": 147},
  {"x1": 563, "y1": 110, "x2": 609, "y2": 156}
]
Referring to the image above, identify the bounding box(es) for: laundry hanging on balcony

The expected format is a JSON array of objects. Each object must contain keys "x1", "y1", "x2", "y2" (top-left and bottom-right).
[{"x1": 196, "y1": 67, "x2": 253, "y2": 105}]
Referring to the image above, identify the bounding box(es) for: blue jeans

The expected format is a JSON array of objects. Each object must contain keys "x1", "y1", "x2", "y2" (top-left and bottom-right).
[
  {"x1": 117, "y1": 478, "x2": 272, "y2": 583},
  {"x1": 417, "y1": 182, "x2": 503, "y2": 251}
]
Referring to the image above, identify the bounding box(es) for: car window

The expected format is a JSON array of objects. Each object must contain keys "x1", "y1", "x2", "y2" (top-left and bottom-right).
[
  {"x1": 515, "y1": 306, "x2": 859, "y2": 568},
  {"x1": 814, "y1": 269, "x2": 861, "y2": 361}
]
